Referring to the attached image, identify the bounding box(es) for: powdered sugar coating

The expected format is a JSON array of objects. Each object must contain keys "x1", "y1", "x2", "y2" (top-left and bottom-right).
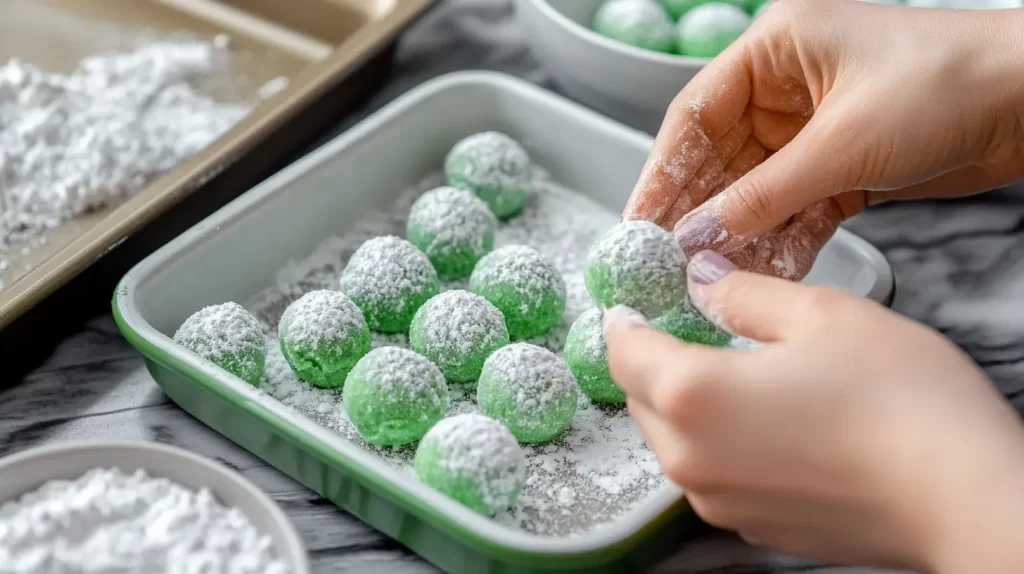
[
  {"x1": 343, "y1": 346, "x2": 449, "y2": 446},
  {"x1": 251, "y1": 172, "x2": 694, "y2": 536},
  {"x1": 173, "y1": 302, "x2": 266, "y2": 385},
  {"x1": 406, "y1": 186, "x2": 497, "y2": 279},
  {"x1": 278, "y1": 290, "x2": 370, "y2": 388},
  {"x1": 584, "y1": 220, "x2": 687, "y2": 317},
  {"x1": 414, "y1": 413, "x2": 527, "y2": 515},
  {"x1": 477, "y1": 343, "x2": 579, "y2": 443},
  {"x1": 339, "y1": 236, "x2": 440, "y2": 333},
  {"x1": 409, "y1": 290, "x2": 510, "y2": 383},
  {"x1": 470, "y1": 245, "x2": 566, "y2": 340},
  {"x1": 444, "y1": 132, "x2": 531, "y2": 219},
  {"x1": 593, "y1": 0, "x2": 677, "y2": 54},
  {"x1": 564, "y1": 308, "x2": 625, "y2": 404}
]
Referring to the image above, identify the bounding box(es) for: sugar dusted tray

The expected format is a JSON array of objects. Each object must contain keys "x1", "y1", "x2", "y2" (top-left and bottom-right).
[
  {"x1": 114, "y1": 72, "x2": 894, "y2": 573},
  {"x1": 0, "y1": 0, "x2": 435, "y2": 332}
]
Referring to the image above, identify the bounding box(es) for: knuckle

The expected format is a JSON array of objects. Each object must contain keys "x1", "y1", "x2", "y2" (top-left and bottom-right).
[{"x1": 726, "y1": 178, "x2": 779, "y2": 226}]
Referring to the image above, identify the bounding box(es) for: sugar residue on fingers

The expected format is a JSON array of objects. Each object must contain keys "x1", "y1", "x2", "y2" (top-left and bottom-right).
[{"x1": 625, "y1": 119, "x2": 714, "y2": 223}]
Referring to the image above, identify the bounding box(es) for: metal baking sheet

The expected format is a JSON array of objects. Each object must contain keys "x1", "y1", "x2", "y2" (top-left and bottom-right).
[{"x1": 0, "y1": 0, "x2": 434, "y2": 332}]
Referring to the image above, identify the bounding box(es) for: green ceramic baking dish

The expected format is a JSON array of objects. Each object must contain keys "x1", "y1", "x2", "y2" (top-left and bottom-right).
[{"x1": 113, "y1": 71, "x2": 895, "y2": 573}]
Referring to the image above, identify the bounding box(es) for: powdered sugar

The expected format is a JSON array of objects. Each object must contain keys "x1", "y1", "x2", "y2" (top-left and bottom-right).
[
  {"x1": 417, "y1": 413, "x2": 527, "y2": 514},
  {"x1": 407, "y1": 186, "x2": 496, "y2": 259},
  {"x1": 0, "y1": 467, "x2": 288, "y2": 574},
  {"x1": 250, "y1": 171, "x2": 668, "y2": 536},
  {"x1": 586, "y1": 220, "x2": 688, "y2": 317},
  {"x1": 350, "y1": 346, "x2": 448, "y2": 405},
  {"x1": 444, "y1": 132, "x2": 531, "y2": 192},
  {"x1": 573, "y1": 308, "x2": 608, "y2": 363},
  {"x1": 338, "y1": 236, "x2": 439, "y2": 321},
  {"x1": 174, "y1": 302, "x2": 265, "y2": 362},
  {"x1": 415, "y1": 289, "x2": 508, "y2": 360},
  {"x1": 278, "y1": 289, "x2": 366, "y2": 349},
  {"x1": 0, "y1": 39, "x2": 260, "y2": 287},
  {"x1": 470, "y1": 245, "x2": 566, "y2": 313},
  {"x1": 481, "y1": 343, "x2": 577, "y2": 416}
]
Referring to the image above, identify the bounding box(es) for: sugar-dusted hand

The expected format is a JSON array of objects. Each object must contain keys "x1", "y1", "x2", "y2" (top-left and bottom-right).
[
  {"x1": 625, "y1": 0, "x2": 1024, "y2": 279},
  {"x1": 603, "y1": 251, "x2": 1024, "y2": 573}
]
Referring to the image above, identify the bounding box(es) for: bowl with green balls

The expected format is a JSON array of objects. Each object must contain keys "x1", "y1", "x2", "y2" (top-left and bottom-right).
[{"x1": 517, "y1": 0, "x2": 764, "y2": 133}]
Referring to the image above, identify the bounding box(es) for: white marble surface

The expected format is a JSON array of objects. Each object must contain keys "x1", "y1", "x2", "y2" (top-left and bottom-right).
[{"x1": 4, "y1": 1, "x2": 1024, "y2": 572}]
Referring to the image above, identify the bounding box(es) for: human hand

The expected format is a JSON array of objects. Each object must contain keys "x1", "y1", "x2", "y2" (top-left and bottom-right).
[
  {"x1": 624, "y1": 0, "x2": 1024, "y2": 280},
  {"x1": 603, "y1": 250, "x2": 1024, "y2": 573}
]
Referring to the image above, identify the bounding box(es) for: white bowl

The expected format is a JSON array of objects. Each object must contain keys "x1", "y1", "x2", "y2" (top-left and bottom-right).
[
  {"x1": 0, "y1": 441, "x2": 310, "y2": 574},
  {"x1": 516, "y1": 0, "x2": 709, "y2": 133}
]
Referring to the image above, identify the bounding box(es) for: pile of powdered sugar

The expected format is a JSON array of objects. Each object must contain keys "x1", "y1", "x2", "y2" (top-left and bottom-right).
[
  {"x1": 0, "y1": 467, "x2": 289, "y2": 574},
  {"x1": 0, "y1": 37, "x2": 285, "y2": 290},
  {"x1": 249, "y1": 171, "x2": 669, "y2": 536}
]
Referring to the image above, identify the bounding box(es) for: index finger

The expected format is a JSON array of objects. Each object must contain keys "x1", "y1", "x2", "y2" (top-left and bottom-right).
[{"x1": 623, "y1": 48, "x2": 753, "y2": 223}]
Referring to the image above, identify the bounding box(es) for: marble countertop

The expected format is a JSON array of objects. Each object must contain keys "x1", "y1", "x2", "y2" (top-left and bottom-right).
[{"x1": 4, "y1": 1, "x2": 1023, "y2": 572}]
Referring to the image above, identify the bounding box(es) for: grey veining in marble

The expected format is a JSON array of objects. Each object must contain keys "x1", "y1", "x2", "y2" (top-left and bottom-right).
[{"x1": 3, "y1": 1, "x2": 1023, "y2": 573}]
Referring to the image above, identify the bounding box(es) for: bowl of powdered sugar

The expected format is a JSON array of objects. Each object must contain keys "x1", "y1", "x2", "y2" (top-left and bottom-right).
[{"x1": 0, "y1": 441, "x2": 307, "y2": 574}]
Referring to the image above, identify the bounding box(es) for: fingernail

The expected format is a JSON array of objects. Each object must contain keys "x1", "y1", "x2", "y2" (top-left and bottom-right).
[
  {"x1": 674, "y1": 211, "x2": 726, "y2": 256},
  {"x1": 602, "y1": 305, "x2": 649, "y2": 335},
  {"x1": 687, "y1": 250, "x2": 737, "y2": 286}
]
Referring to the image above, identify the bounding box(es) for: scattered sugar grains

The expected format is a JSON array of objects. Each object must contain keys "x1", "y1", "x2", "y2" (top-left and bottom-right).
[
  {"x1": 0, "y1": 37, "x2": 288, "y2": 289},
  {"x1": 0, "y1": 467, "x2": 288, "y2": 574},
  {"x1": 248, "y1": 170, "x2": 752, "y2": 535}
]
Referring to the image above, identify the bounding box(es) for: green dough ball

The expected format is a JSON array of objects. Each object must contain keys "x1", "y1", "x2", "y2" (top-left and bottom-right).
[
  {"x1": 414, "y1": 413, "x2": 527, "y2": 515},
  {"x1": 676, "y1": 2, "x2": 752, "y2": 58},
  {"x1": 657, "y1": 0, "x2": 747, "y2": 20},
  {"x1": 477, "y1": 343, "x2": 578, "y2": 444},
  {"x1": 444, "y1": 132, "x2": 531, "y2": 219},
  {"x1": 406, "y1": 186, "x2": 498, "y2": 280},
  {"x1": 277, "y1": 290, "x2": 371, "y2": 388},
  {"x1": 584, "y1": 221, "x2": 687, "y2": 318},
  {"x1": 339, "y1": 236, "x2": 440, "y2": 333},
  {"x1": 563, "y1": 308, "x2": 625, "y2": 404},
  {"x1": 469, "y1": 245, "x2": 566, "y2": 340},
  {"x1": 742, "y1": 0, "x2": 766, "y2": 12},
  {"x1": 651, "y1": 298, "x2": 732, "y2": 346},
  {"x1": 593, "y1": 0, "x2": 677, "y2": 53},
  {"x1": 409, "y1": 290, "x2": 510, "y2": 383},
  {"x1": 343, "y1": 346, "x2": 449, "y2": 446},
  {"x1": 174, "y1": 302, "x2": 266, "y2": 386}
]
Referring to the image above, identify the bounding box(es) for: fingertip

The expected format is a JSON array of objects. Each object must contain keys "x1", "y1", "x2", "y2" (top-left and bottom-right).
[{"x1": 602, "y1": 305, "x2": 649, "y2": 339}]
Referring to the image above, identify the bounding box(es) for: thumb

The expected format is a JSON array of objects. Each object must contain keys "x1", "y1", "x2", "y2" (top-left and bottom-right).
[
  {"x1": 687, "y1": 250, "x2": 850, "y2": 342},
  {"x1": 672, "y1": 110, "x2": 866, "y2": 257}
]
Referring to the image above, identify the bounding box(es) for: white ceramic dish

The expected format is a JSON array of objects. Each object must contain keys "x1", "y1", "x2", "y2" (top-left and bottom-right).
[
  {"x1": 516, "y1": 0, "x2": 710, "y2": 134},
  {"x1": 113, "y1": 71, "x2": 893, "y2": 572},
  {"x1": 0, "y1": 441, "x2": 310, "y2": 574}
]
